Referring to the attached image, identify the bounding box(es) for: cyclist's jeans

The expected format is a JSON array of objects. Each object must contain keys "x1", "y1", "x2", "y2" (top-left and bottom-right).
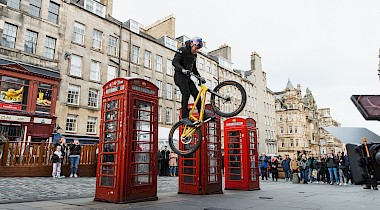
[
  {"x1": 70, "y1": 155, "x2": 80, "y2": 175},
  {"x1": 175, "y1": 76, "x2": 202, "y2": 118}
]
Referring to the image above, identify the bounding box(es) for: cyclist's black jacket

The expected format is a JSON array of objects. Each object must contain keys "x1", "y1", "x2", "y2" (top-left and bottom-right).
[{"x1": 172, "y1": 40, "x2": 201, "y2": 78}]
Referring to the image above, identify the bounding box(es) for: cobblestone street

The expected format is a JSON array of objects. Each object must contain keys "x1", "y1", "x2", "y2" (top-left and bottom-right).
[{"x1": 0, "y1": 176, "x2": 178, "y2": 204}]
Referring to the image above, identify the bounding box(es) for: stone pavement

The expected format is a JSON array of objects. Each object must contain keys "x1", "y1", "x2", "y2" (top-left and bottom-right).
[{"x1": 0, "y1": 177, "x2": 379, "y2": 210}]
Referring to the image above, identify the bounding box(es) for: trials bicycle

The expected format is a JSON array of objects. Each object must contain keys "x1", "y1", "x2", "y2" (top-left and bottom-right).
[{"x1": 168, "y1": 73, "x2": 247, "y2": 156}]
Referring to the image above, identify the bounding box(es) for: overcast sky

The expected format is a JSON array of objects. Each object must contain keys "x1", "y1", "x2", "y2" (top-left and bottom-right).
[{"x1": 113, "y1": 0, "x2": 380, "y2": 135}]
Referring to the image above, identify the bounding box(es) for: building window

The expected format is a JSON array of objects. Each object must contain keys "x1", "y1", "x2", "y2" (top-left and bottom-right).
[
  {"x1": 144, "y1": 50, "x2": 151, "y2": 68},
  {"x1": 70, "y1": 55, "x2": 82, "y2": 77},
  {"x1": 87, "y1": 117, "x2": 97, "y2": 134},
  {"x1": 48, "y1": 1, "x2": 59, "y2": 24},
  {"x1": 156, "y1": 55, "x2": 163, "y2": 72},
  {"x1": 289, "y1": 126, "x2": 293, "y2": 134},
  {"x1": 296, "y1": 139, "x2": 299, "y2": 147},
  {"x1": 131, "y1": 72, "x2": 139, "y2": 77},
  {"x1": 144, "y1": 76, "x2": 151, "y2": 81},
  {"x1": 155, "y1": 80, "x2": 162, "y2": 97},
  {"x1": 294, "y1": 126, "x2": 298, "y2": 133},
  {"x1": 7, "y1": 0, "x2": 20, "y2": 9},
  {"x1": 206, "y1": 61, "x2": 211, "y2": 73},
  {"x1": 166, "y1": 107, "x2": 172, "y2": 124},
  {"x1": 212, "y1": 64, "x2": 217, "y2": 76},
  {"x1": 107, "y1": 66, "x2": 116, "y2": 82},
  {"x1": 131, "y1": 45, "x2": 140, "y2": 64},
  {"x1": 85, "y1": 0, "x2": 105, "y2": 17},
  {"x1": 199, "y1": 58, "x2": 204, "y2": 71},
  {"x1": 166, "y1": 83, "x2": 172, "y2": 100},
  {"x1": 167, "y1": 59, "x2": 173, "y2": 76},
  {"x1": 158, "y1": 106, "x2": 162, "y2": 123},
  {"x1": 108, "y1": 35, "x2": 118, "y2": 56},
  {"x1": 176, "y1": 88, "x2": 181, "y2": 102},
  {"x1": 67, "y1": 84, "x2": 80, "y2": 105},
  {"x1": 24, "y1": 30, "x2": 38, "y2": 54},
  {"x1": 73, "y1": 22, "x2": 85, "y2": 45},
  {"x1": 0, "y1": 76, "x2": 28, "y2": 110},
  {"x1": 44, "y1": 36, "x2": 56, "y2": 59},
  {"x1": 66, "y1": 114, "x2": 78, "y2": 132},
  {"x1": 29, "y1": 0, "x2": 41, "y2": 17},
  {"x1": 90, "y1": 60, "x2": 101, "y2": 81},
  {"x1": 92, "y1": 29, "x2": 102, "y2": 49},
  {"x1": 88, "y1": 89, "x2": 99, "y2": 108},
  {"x1": 2, "y1": 23, "x2": 18, "y2": 48},
  {"x1": 36, "y1": 83, "x2": 52, "y2": 113}
]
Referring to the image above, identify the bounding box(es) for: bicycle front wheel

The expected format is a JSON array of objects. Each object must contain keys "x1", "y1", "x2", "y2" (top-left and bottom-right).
[
  {"x1": 168, "y1": 121, "x2": 202, "y2": 156},
  {"x1": 211, "y1": 80, "x2": 247, "y2": 117}
]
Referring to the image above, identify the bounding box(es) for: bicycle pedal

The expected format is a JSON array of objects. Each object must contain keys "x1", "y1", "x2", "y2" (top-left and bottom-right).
[{"x1": 192, "y1": 121, "x2": 201, "y2": 125}]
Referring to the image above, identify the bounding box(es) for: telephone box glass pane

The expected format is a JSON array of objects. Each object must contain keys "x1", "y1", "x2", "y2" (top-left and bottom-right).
[
  {"x1": 100, "y1": 176, "x2": 114, "y2": 186},
  {"x1": 101, "y1": 165, "x2": 115, "y2": 175},
  {"x1": 207, "y1": 121, "x2": 219, "y2": 183},
  {"x1": 103, "y1": 154, "x2": 115, "y2": 163}
]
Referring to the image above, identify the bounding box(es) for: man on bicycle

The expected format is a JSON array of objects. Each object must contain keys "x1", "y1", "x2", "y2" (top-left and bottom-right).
[{"x1": 173, "y1": 37, "x2": 214, "y2": 125}]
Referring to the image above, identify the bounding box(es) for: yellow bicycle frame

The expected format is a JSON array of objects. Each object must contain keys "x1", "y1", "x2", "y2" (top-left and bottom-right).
[{"x1": 180, "y1": 84, "x2": 209, "y2": 139}]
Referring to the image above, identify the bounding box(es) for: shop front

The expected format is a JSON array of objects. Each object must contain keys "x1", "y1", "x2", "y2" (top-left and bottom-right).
[{"x1": 0, "y1": 59, "x2": 60, "y2": 143}]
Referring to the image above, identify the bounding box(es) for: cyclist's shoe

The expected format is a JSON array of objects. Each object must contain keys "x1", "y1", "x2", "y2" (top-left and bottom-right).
[
  {"x1": 180, "y1": 117, "x2": 194, "y2": 126},
  {"x1": 203, "y1": 113, "x2": 216, "y2": 122}
]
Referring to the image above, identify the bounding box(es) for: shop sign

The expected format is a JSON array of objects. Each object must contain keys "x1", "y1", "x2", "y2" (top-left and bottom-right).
[
  {"x1": 0, "y1": 103, "x2": 21, "y2": 110},
  {"x1": 0, "y1": 114, "x2": 30, "y2": 122},
  {"x1": 226, "y1": 122, "x2": 243, "y2": 126},
  {"x1": 33, "y1": 117, "x2": 52, "y2": 124}
]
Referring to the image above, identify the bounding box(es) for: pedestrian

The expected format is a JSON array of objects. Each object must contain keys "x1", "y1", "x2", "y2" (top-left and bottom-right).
[
  {"x1": 337, "y1": 152, "x2": 347, "y2": 185},
  {"x1": 69, "y1": 139, "x2": 81, "y2": 178},
  {"x1": 326, "y1": 150, "x2": 339, "y2": 185},
  {"x1": 299, "y1": 154, "x2": 308, "y2": 184},
  {"x1": 307, "y1": 156, "x2": 315, "y2": 183},
  {"x1": 169, "y1": 151, "x2": 178, "y2": 176},
  {"x1": 160, "y1": 146, "x2": 170, "y2": 176},
  {"x1": 54, "y1": 137, "x2": 67, "y2": 178},
  {"x1": 51, "y1": 145, "x2": 63, "y2": 178},
  {"x1": 316, "y1": 156, "x2": 326, "y2": 184},
  {"x1": 271, "y1": 156, "x2": 279, "y2": 181},
  {"x1": 158, "y1": 151, "x2": 163, "y2": 176},
  {"x1": 281, "y1": 154, "x2": 291, "y2": 181},
  {"x1": 290, "y1": 155, "x2": 299, "y2": 181},
  {"x1": 259, "y1": 153, "x2": 269, "y2": 180}
]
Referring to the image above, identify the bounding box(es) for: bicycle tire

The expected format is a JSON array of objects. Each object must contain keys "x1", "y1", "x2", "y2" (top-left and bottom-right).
[
  {"x1": 168, "y1": 121, "x2": 202, "y2": 156},
  {"x1": 211, "y1": 80, "x2": 247, "y2": 117}
]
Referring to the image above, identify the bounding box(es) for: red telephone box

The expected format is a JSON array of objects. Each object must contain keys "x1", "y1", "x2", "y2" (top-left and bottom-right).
[
  {"x1": 224, "y1": 116, "x2": 260, "y2": 190},
  {"x1": 95, "y1": 78, "x2": 159, "y2": 203},
  {"x1": 178, "y1": 104, "x2": 223, "y2": 195}
]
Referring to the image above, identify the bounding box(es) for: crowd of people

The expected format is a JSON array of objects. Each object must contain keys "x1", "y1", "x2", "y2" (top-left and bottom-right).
[
  {"x1": 259, "y1": 149, "x2": 353, "y2": 186},
  {"x1": 158, "y1": 146, "x2": 178, "y2": 177}
]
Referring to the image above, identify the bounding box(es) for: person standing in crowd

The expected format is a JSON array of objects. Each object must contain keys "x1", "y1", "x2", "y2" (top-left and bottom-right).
[
  {"x1": 54, "y1": 137, "x2": 67, "y2": 178},
  {"x1": 69, "y1": 139, "x2": 81, "y2": 178},
  {"x1": 299, "y1": 154, "x2": 308, "y2": 184},
  {"x1": 290, "y1": 155, "x2": 299, "y2": 181},
  {"x1": 259, "y1": 153, "x2": 269, "y2": 180},
  {"x1": 160, "y1": 146, "x2": 170, "y2": 176},
  {"x1": 343, "y1": 152, "x2": 351, "y2": 184},
  {"x1": 281, "y1": 155, "x2": 291, "y2": 182},
  {"x1": 337, "y1": 151, "x2": 347, "y2": 185},
  {"x1": 169, "y1": 151, "x2": 178, "y2": 176},
  {"x1": 51, "y1": 145, "x2": 63, "y2": 178},
  {"x1": 158, "y1": 150, "x2": 163, "y2": 176},
  {"x1": 326, "y1": 150, "x2": 339, "y2": 185},
  {"x1": 270, "y1": 156, "x2": 279, "y2": 182},
  {"x1": 316, "y1": 156, "x2": 327, "y2": 184},
  {"x1": 307, "y1": 156, "x2": 315, "y2": 183}
]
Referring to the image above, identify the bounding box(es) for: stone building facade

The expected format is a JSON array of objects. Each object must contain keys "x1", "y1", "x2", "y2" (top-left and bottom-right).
[
  {"x1": 318, "y1": 108, "x2": 343, "y2": 154},
  {"x1": 1, "y1": 0, "x2": 273, "y2": 147}
]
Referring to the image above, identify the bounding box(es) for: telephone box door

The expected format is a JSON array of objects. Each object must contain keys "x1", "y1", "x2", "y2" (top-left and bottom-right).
[
  {"x1": 225, "y1": 130, "x2": 244, "y2": 189},
  {"x1": 96, "y1": 95, "x2": 124, "y2": 202},
  {"x1": 248, "y1": 129, "x2": 260, "y2": 190}
]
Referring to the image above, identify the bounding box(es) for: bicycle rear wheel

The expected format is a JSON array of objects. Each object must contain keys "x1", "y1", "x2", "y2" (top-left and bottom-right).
[
  {"x1": 211, "y1": 80, "x2": 246, "y2": 117},
  {"x1": 168, "y1": 121, "x2": 202, "y2": 156}
]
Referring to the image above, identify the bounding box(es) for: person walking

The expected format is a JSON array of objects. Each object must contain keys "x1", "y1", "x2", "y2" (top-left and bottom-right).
[
  {"x1": 281, "y1": 155, "x2": 291, "y2": 181},
  {"x1": 169, "y1": 151, "x2": 178, "y2": 176},
  {"x1": 69, "y1": 139, "x2": 81, "y2": 178},
  {"x1": 160, "y1": 146, "x2": 170, "y2": 176}
]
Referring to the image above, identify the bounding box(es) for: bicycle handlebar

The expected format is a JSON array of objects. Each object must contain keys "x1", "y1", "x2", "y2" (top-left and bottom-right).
[{"x1": 190, "y1": 72, "x2": 207, "y2": 85}]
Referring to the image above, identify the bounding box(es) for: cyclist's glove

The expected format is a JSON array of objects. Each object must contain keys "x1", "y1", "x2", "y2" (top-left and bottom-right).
[
  {"x1": 182, "y1": 69, "x2": 191, "y2": 76},
  {"x1": 200, "y1": 77, "x2": 206, "y2": 84}
]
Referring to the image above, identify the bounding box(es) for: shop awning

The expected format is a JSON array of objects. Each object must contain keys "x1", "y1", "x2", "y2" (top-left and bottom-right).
[{"x1": 0, "y1": 58, "x2": 60, "y2": 80}]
